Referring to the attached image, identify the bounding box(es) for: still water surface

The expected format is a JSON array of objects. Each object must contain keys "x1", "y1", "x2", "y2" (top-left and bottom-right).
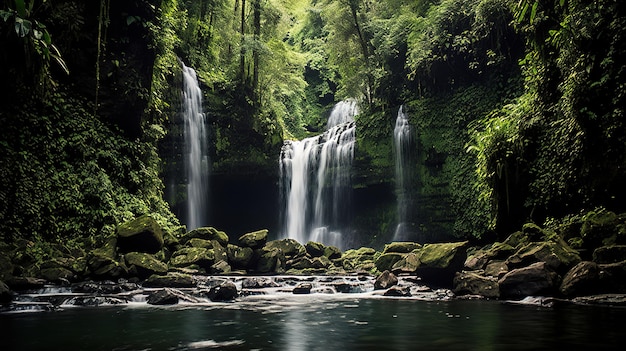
[{"x1": 1, "y1": 297, "x2": 624, "y2": 350}]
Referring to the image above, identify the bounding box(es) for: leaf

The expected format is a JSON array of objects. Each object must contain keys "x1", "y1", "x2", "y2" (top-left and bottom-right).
[
  {"x1": 51, "y1": 43, "x2": 70, "y2": 75},
  {"x1": 14, "y1": 17, "x2": 31, "y2": 37},
  {"x1": 0, "y1": 10, "x2": 12, "y2": 22},
  {"x1": 530, "y1": 1, "x2": 539, "y2": 23}
]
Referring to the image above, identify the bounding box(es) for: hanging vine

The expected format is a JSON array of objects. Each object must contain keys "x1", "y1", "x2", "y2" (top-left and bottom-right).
[{"x1": 94, "y1": 0, "x2": 110, "y2": 117}]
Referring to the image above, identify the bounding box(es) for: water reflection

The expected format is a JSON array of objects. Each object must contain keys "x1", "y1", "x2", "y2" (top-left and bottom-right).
[{"x1": 2, "y1": 298, "x2": 625, "y2": 350}]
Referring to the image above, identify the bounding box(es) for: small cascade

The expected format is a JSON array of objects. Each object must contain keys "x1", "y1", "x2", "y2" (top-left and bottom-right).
[
  {"x1": 393, "y1": 105, "x2": 412, "y2": 241},
  {"x1": 280, "y1": 100, "x2": 358, "y2": 248},
  {"x1": 181, "y1": 62, "x2": 210, "y2": 230}
]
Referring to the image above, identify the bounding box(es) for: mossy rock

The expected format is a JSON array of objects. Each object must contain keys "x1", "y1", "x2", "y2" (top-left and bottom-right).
[
  {"x1": 375, "y1": 252, "x2": 406, "y2": 272},
  {"x1": 391, "y1": 251, "x2": 420, "y2": 274},
  {"x1": 189, "y1": 238, "x2": 213, "y2": 249},
  {"x1": 305, "y1": 241, "x2": 326, "y2": 257},
  {"x1": 254, "y1": 248, "x2": 286, "y2": 274},
  {"x1": 143, "y1": 272, "x2": 196, "y2": 288},
  {"x1": 264, "y1": 239, "x2": 306, "y2": 258},
  {"x1": 39, "y1": 267, "x2": 76, "y2": 283},
  {"x1": 581, "y1": 210, "x2": 620, "y2": 249},
  {"x1": 592, "y1": 245, "x2": 626, "y2": 264},
  {"x1": 116, "y1": 215, "x2": 164, "y2": 254},
  {"x1": 210, "y1": 260, "x2": 232, "y2": 274},
  {"x1": 290, "y1": 257, "x2": 316, "y2": 270},
  {"x1": 227, "y1": 244, "x2": 253, "y2": 269},
  {"x1": 124, "y1": 252, "x2": 168, "y2": 278},
  {"x1": 169, "y1": 247, "x2": 215, "y2": 269},
  {"x1": 502, "y1": 231, "x2": 530, "y2": 250},
  {"x1": 453, "y1": 271, "x2": 499, "y2": 298},
  {"x1": 506, "y1": 241, "x2": 581, "y2": 274},
  {"x1": 237, "y1": 229, "x2": 268, "y2": 249},
  {"x1": 87, "y1": 250, "x2": 122, "y2": 277},
  {"x1": 522, "y1": 223, "x2": 546, "y2": 241},
  {"x1": 323, "y1": 245, "x2": 342, "y2": 259},
  {"x1": 383, "y1": 242, "x2": 422, "y2": 254},
  {"x1": 185, "y1": 227, "x2": 229, "y2": 247},
  {"x1": 417, "y1": 241, "x2": 468, "y2": 269}
]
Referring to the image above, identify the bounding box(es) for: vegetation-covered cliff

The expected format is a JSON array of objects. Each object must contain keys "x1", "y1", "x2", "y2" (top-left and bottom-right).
[{"x1": 1, "y1": 0, "x2": 625, "y2": 256}]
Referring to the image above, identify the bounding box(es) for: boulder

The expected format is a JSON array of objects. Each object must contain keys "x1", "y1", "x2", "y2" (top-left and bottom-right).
[
  {"x1": 597, "y1": 260, "x2": 626, "y2": 293},
  {"x1": 464, "y1": 242, "x2": 515, "y2": 271},
  {"x1": 124, "y1": 252, "x2": 168, "y2": 279},
  {"x1": 254, "y1": 248, "x2": 286, "y2": 274},
  {"x1": 581, "y1": 209, "x2": 620, "y2": 249},
  {"x1": 188, "y1": 238, "x2": 214, "y2": 249},
  {"x1": 207, "y1": 281, "x2": 238, "y2": 302},
  {"x1": 559, "y1": 261, "x2": 600, "y2": 296},
  {"x1": 169, "y1": 247, "x2": 215, "y2": 269},
  {"x1": 383, "y1": 286, "x2": 411, "y2": 297},
  {"x1": 264, "y1": 239, "x2": 306, "y2": 258},
  {"x1": 305, "y1": 241, "x2": 326, "y2": 257},
  {"x1": 484, "y1": 260, "x2": 508, "y2": 278},
  {"x1": 292, "y1": 282, "x2": 313, "y2": 294},
  {"x1": 592, "y1": 245, "x2": 626, "y2": 264},
  {"x1": 185, "y1": 227, "x2": 229, "y2": 247},
  {"x1": 312, "y1": 256, "x2": 332, "y2": 269},
  {"x1": 39, "y1": 267, "x2": 76, "y2": 283},
  {"x1": 210, "y1": 260, "x2": 232, "y2": 274},
  {"x1": 238, "y1": 229, "x2": 268, "y2": 249},
  {"x1": 375, "y1": 252, "x2": 406, "y2": 272},
  {"x1": 415, "y1": 241, "x2": 468, "y2": 287},
  {"x1": 418, "y1": 241, "x2": 468, "y2": 268},
  {"x1": 144, "y1": 272, "x2": 196, "y2": 288},
  {"x1": 241, "y1": 277, "x2": 278, "y2": 289},
  {"x1": 374, "y1": 270, "x2": 398, "y2": 290},
  {"x1": 86, "y1": 251, "x2": 127, "y2": 279},
  {"x1": 323, "y1": 246, "x2": 342, "y2": 260},
  {"x1": 116, "y1": 215, "x2": 164, "y2": 254},
  {"x1": 506, "y1": 241, "x2": 580, "y2": 274},
  {"x1": 391, "y1": 252, "x2": 420, "y2": 274},
  {"x1": 147, "y1": 288, "x2": 179, "y2": 305},
  {"x1": 522, "y1": 223, "x2": 546, "y2": 241},
  {"x1": 5, "y1": 277, "x2": 46, "y2": 291},
  {"x1": 0, "y1": 280, "x2": 12, "y2": 304},
  {"x1": 226, "y1": 244, "x2": 253, "y2": 269},
  {"x1": 498, "y1": 262, "x2": 559, "y2": 298},
  {"x1": 290, "y1": 257, "x2": 316, "y2": 270},
  {"x1": 453, "y1": 272, "x2": 500, "y2": 298},
  {"x1": 383, "y1": 242, "x2": 422, "y2": 254}
]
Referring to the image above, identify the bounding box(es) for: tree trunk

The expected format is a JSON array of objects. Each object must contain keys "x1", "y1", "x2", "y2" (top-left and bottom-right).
[
  {"x1": 240, "y1": 0, "x2": 246, "y2": 83},
  {"x1": 252, "y1": 0, "x2": 260, "y2": 105}
]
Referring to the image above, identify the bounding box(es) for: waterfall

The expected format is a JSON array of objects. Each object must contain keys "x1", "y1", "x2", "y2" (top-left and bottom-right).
[
  {"x1": 393, "y1": 105, "x2": 412, "y2": 241},
  {"x1": 280, "y1": 100, "x2": 358, "y2": 248},
  {"x1": 182, "y1": 62, "x2": 209, "y2": 230}
]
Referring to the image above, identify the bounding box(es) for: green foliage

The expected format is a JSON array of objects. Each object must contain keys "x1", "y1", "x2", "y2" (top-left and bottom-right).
[
  {"x1": 0, "y1": 89, "x2": 181, "y2": 244},
  {"x1": 0, "y1": 0, "x2": 69, "y2": 95}
]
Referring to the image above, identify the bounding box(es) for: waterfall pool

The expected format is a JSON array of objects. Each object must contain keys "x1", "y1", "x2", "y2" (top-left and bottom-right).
[{"x1": 2, "y1": 283, "x2": 624, "y2": 350}]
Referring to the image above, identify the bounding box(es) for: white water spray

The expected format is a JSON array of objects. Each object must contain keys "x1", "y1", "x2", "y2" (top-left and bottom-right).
[
  {"x1": 182, "y1": 62, "x2": 209, "y2": 230},
  {"x1": 280, "y1": 100, "x2": 358, "y2": 248},
  {"x1": 393, "y1": 105, "x2": 412, "y2": 241}
]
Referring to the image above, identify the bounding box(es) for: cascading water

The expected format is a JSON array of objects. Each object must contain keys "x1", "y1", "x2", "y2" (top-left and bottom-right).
[
  {"x1": 280, "y1": 100, "x2": 358, "y2": 248},
  {"x1": 182, "y1": 62, "x2": 210, "y2": 230},
  {"x1": 393, "y1": 105, "x2": 412, "y2": 241}
]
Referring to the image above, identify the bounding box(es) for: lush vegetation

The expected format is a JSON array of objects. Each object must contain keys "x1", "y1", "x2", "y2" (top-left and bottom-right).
[{"x1": 1, "y1": 0, "x2": 625, "y2": 259}]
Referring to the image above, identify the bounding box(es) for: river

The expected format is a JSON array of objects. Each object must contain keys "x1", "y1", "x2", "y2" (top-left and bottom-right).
[{"x1": 1, "y1": 292, "x2": 623, "y2": 350}]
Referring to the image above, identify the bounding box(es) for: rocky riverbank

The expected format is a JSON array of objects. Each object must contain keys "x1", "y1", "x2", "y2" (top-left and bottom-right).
[{"x1": 2, "y1": 209, "x2": 626, "y2": 311}]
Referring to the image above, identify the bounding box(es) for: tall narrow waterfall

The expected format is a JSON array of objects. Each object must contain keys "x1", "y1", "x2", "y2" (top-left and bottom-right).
[
  {"x1": 182, "y1": 62, "x2": 209, "y2": 230},
  {"x1": 280, "y1": 100, "x2": 358, "y2": 248},
  {"x1": 393, "y1": 105, "x2": 412, "y2": 241}
]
